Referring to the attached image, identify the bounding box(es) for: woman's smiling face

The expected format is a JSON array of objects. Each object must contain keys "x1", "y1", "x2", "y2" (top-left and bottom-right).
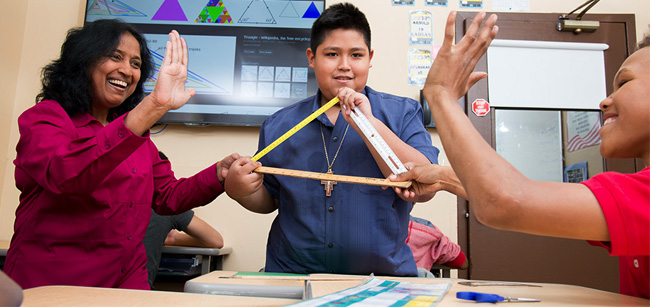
[{"x1": 88, "y1": 32, "x2": 142, "y2": 114}]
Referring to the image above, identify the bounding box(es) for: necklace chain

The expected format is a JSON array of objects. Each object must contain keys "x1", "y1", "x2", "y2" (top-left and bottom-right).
[{"x1": 320, "y1": 123, "x2": 349, "y2": 172}]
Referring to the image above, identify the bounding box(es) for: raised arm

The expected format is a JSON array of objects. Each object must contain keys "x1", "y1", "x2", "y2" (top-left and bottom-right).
[
  {"x1": 338, "y1": 88, "x2": 431, "y2": 177},
  {"x1": 125, "y1": 30, "x2": 196, "y2": 136},
  {"x1": 415, "y1": 11, "x2": 609, "y2": 241}
]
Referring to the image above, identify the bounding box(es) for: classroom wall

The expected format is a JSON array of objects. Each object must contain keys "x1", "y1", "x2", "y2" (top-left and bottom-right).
[{"x1": 1, "y1": 0, "x2": 648, "y2": 274}]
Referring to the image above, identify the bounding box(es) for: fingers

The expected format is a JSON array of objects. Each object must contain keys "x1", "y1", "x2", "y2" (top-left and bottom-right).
[
  {"x1": 180, "y1": 36, "x2": 188, "y2": 66},
  {"x1": 465, "y1": 72, "x2": 488, "y2": 93},
  {"x1": 459, "y1": 11, "x2": 486, "y2": 48},
  {"x1": 467, "y1": 13, "x2": 498, "y2": 57},
  {"x1": 441, "y1": 11, "x2": 456, "y2": 49},
  {"x1": 163, "y1": 41, "x2": 172, "y2": 67},
  {"x1": 337, "y1": 88, "x2": 356, "y2": 115}
]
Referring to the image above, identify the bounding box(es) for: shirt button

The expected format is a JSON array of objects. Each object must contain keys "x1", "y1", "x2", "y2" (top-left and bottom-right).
[
  {"x1": 333, "y1": 136, "x2": 338, "y2": 142},
  {"x1": 131, "y1": 168, "x2": 136, "y2": 174},
  {"x1": 328, "y1": 243, "x2": 333, "y2": 248},
  {"x1": 634, "y1": 259, "x2": 639, "y2": 268},
  {"x1": 104, "y1": 143, "x2": 111, "y2": 149},
  {"x1": 118, "y1": 129, "x2": 125, "y2": 138},
  {"x1": 127, "y1": 235, "x2": 132, "y2": 240},
  {"x1": 328, "y1": 206, "x2": 334, "y2": 212}
]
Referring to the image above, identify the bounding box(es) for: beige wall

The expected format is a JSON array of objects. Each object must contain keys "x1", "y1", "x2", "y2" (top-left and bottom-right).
[{"x1": 1, "y1": 0, "x2": 648, "y2": 273}]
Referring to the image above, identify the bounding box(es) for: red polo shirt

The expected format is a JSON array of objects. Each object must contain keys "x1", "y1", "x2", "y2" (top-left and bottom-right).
[{"x1": 584, "y1": 167, "x2": 650, "y2": 299}]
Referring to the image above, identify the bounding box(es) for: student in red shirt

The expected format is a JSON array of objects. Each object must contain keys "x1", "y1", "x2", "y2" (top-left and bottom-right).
[
  {"x1": 391, "y1": 12, "x2": 649, "y2": 299},
  {"x1": 5, "y1": 19, "x2": 238, "y2": 289}
]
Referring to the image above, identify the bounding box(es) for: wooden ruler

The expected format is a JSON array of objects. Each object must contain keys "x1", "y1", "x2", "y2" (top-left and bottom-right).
[{"x1": 255, "y1": 166, "x2": 412, "y2": 189}]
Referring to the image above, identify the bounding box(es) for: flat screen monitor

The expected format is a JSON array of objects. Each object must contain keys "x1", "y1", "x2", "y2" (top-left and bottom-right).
[{"x1": 84, "y1": 0, "x2": 325, "y2": 126}]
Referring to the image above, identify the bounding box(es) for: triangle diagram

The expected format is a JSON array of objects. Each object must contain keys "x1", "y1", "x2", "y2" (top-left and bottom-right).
[
  {"x1": 280, "y1": 2, "x2": 300, "y2": 18},
  {"x1": 195, "y1": 0, "x2": 233, "y2": 24},
  {"x1": 302, "y1": 2, "x2": 320, "y2": 18},
  {"x1": 238, "y1": 0, "x2": 276, "y2": 24},
  {"x1": 152, "y1": 0, "x2": 187, "y2": 21}
]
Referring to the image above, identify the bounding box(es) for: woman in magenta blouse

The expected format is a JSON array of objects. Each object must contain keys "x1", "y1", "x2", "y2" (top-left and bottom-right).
[{"x1": 5, "y1": 19, "x2": 237, "y2": 289}]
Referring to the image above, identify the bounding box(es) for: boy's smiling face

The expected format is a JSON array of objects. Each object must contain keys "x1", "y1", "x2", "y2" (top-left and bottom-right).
[
  {"x1": 598, "y1": 47, "x2": 650, "y2": 163},
  {"x1": 307, "y1": 28, "x2": 373, "y2": 105}
]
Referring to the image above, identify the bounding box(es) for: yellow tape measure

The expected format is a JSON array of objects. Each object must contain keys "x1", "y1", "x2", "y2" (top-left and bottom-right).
[{"x1": 252, "y1": 97, "x2": 340, "y2": 161}]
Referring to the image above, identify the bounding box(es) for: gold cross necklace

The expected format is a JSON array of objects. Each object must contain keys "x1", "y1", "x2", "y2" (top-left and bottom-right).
[{"x1": 320, "y1": 122, "x2": 349, "y2": 196}]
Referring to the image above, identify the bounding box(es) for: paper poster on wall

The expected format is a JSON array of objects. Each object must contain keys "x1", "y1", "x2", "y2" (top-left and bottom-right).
[
  {"x1": 566, "y1": 111, "x2": 601, "y2": 152},
  {"x1": 426, "y1": 0, "x2": 448, "y2": 7},
  {"x1": 492, "y1": 0, "x2": 530, "y2": 11},
  {"x1": 564, "y1": 161, "x2": 588, "y2": 183},
  {"x1": 460, "y1": 0, "x2": 483, "y2": 8},
  {"x1": 410, "y1": 10, "x2": 433, "y2": 45},
  {"x1": 392, "y1": 0, "x2": 415, "y2": 5},
  {"x1": 408, "y1": 49, "x2": 432, "y2": 85}
]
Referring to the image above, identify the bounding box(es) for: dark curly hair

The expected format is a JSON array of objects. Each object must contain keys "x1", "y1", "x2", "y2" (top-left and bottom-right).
[
  {"x1": 636, "y1": 28, "x2": 650, "y2": 51},
  {"x1": 310, "y1": 2, "x2": 371, "y2": 53},
  {"x1": 36, "y1": 19, "x2": 152, "y2": 122}
]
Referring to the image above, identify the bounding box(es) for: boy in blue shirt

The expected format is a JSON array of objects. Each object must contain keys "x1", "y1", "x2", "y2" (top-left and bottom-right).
[{"x1": 226, "y1": 2, "x2": 439, "y2": 276}]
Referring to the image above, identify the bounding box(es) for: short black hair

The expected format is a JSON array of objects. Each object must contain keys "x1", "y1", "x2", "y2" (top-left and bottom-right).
[
  {"x1": 310, "y1": 2, "x2": 371, "y2": 53},
  {"x1": 36, "y1": 19, "x2": 152, "y2": 122}
]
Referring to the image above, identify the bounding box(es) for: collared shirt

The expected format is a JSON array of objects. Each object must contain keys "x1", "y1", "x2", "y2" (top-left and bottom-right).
[
  {"x1": 258, "y1": 87, "x2": 439, "y2": 276},
  {"x1": 584, "y1": 167, "x2": 650, "y2": 299},
  {"x1": 6, "y1": 100, "x2": 223, "y2": 289}
]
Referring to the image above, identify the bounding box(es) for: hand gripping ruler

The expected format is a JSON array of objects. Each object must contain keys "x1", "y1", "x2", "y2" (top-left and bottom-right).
[{"x1": 346, "y1": 105, "x2": 408, "y2": 175}]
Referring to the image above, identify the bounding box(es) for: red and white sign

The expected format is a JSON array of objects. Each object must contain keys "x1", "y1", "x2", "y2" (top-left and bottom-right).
[{"x1": 472, "y1": 99, "x2": 490, "y2": 117}]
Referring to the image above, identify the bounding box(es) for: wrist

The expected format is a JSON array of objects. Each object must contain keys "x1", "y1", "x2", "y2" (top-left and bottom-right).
[{"x1": 216, "y1": 161, "x2": 225, "y2": 186}]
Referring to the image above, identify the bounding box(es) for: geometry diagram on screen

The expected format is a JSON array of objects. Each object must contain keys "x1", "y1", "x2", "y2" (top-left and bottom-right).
[
  {"x1": 86, "y1": 0, "x2": 147, "y2": 17},
  {"x1": 152, "y1": 0, "x2": 187, "y2": 21},
  {"x1": 258, "y1": 66, "x2": 275, "y2": 82},
  {"x1": 280, "y1": 2, "x2": 300, "y2": 18},
  {"x1": 292, "y1": 67, "x2": 308, "y2": 82},
  {"x1": 238, "y1": 0, "x2": 276, "y2": 24},
  {"x1": 195, "y1": 0, "x2": 233, "y2": 23},
  {"x1": 143, "y1": 50, "x2": 229, "y2": 95},
  {"x1": 275, "y1": 67, "x2": 292, "y2": 82},
  {"x1": 302, "y1": 2, "x2": 321, "y2": 18}
]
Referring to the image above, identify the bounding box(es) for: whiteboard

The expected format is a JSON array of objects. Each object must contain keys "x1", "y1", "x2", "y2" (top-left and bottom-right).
[
  {"x1": 487, "y1": 39, "x2": 608, "y2": 110},
  {"x1": 495, "y1": 109, "x2": 563, "y2": 182}
]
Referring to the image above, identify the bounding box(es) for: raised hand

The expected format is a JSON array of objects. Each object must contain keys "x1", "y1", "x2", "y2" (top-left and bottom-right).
[
  {"x1": 149, "y1": 30, "x2": 196, "y2": 111},
  {"x1": 423, "y1": 11, "x2": 498, "y2": 104}
]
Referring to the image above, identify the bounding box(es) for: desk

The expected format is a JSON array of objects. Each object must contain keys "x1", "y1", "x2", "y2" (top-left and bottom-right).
[
  {"x1": 160, "y1": 245, "x2": 233, "y2": 275},
  {"x1": 186, "y1": 271, "x2": 649, "y2": 306},
  {"x1": 21, "y1": 285, "x2": 299, "y2": 306}
]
